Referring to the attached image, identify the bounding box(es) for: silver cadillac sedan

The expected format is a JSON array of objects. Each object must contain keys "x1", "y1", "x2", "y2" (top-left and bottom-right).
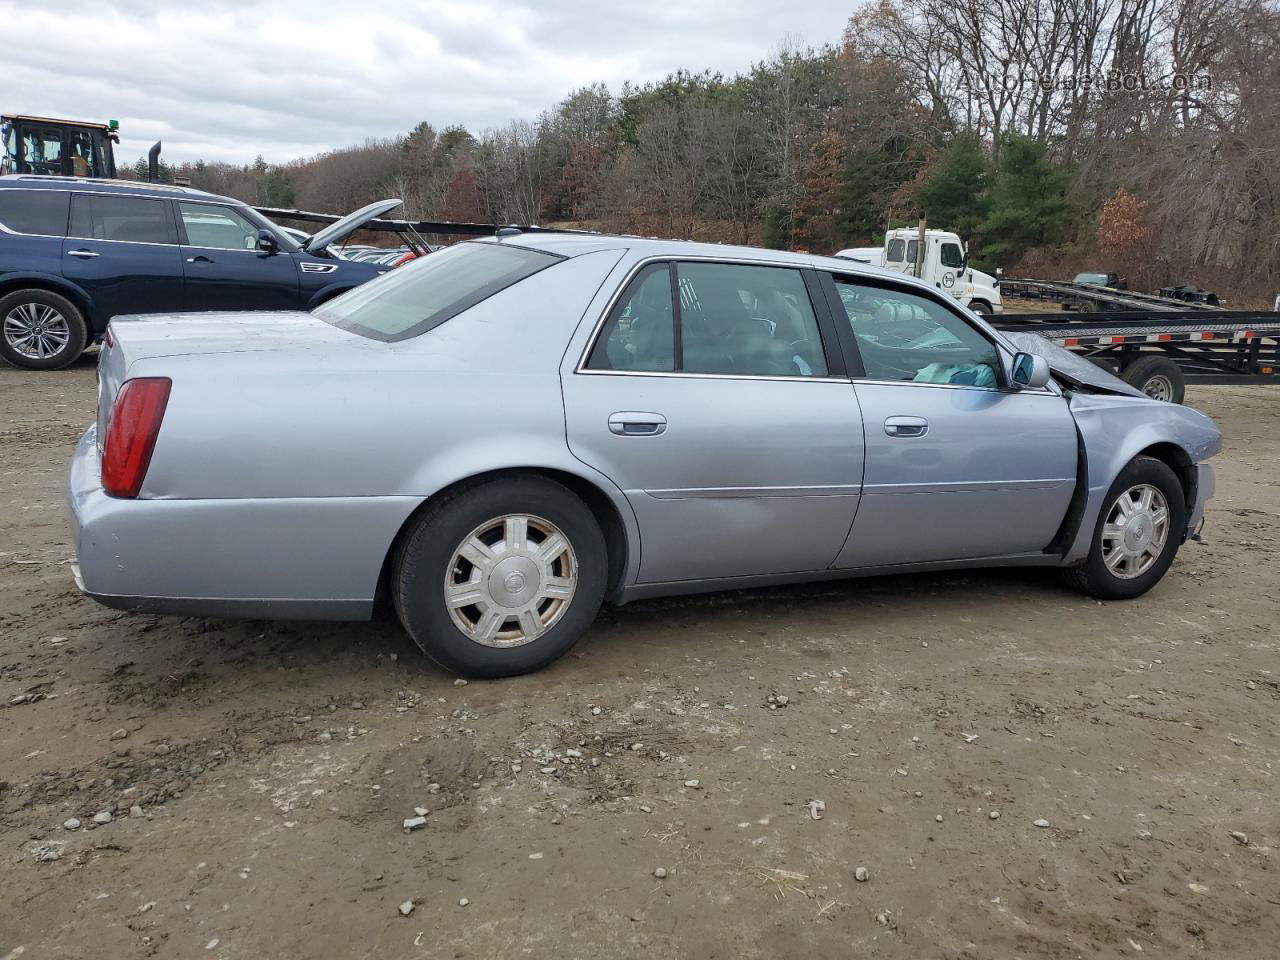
[{"x1": 68, "y1": 234, "x2": 1221, "y2": 677}]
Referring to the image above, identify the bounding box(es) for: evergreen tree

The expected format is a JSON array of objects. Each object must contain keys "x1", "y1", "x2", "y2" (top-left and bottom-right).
[
  {"x1": 917, "y1": 134, "x2": 990, "y2": 240},
  {"x1": 978, "y1": 135, "x2": 1072, "y2": 266}
]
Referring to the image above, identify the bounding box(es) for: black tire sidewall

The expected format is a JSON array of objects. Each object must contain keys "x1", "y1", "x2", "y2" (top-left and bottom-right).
[
  {"x1": 394, "y1": 477, "x2": 607, "y2": 678},
  {"x1": 1081, "y1": 457, "x2": 1187, "y2": 599},
  {"x1": 0, "y1": 289, "x2": 88, "y2": 370},
  {"x1": 1121, "y1": 356, "x2": 1185, "y2": 404}
]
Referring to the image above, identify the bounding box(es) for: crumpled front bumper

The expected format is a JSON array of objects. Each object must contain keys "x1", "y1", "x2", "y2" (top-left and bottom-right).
[{"x1": 1185, "y1": 462, "x2": 1215, "y2": 541}]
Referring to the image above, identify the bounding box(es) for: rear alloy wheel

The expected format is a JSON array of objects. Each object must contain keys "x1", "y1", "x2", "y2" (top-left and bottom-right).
[
  {"x1": 1063, "y1": 456, "x2": 1186, "y2": 600},
  {"x1": 443, "y1": 513, "x2": 579, "y2": 647},
  {"x1": 393, "y1": 475, "x2": 607, "y2": 677},
  {"x1": 0, "y1": 289, "x2": 87, "y2": 370}
]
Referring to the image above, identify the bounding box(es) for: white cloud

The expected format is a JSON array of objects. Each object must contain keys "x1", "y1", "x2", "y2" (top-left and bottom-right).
[{"x1": 4, "y1": 0, "x2": 853, "y2": 165}]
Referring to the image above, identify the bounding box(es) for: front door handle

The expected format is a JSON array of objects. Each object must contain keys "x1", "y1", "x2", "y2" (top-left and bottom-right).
[
  {"x1": 608, "y1": 412, "x2": 667, "y2": 437},
  {"x1": 885, "y1": 416, "x2": 928, "y2": 438},
  {"x1": 67, "y1": 249, "x2": 100, "y2": 259}
]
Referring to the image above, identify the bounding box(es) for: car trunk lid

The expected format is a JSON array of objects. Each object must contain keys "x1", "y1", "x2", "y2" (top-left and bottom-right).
[{"x1": 96, "y1": 310, "x2": 365, "y2": 445}]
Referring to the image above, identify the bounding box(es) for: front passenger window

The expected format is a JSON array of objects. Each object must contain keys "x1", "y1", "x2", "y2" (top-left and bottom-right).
[
  {"x1": 179, "y1": 202, "x2": 261, "y2": 250},
  {"x1": 834, "y1": 280, "x2": 1001, "y2": 388}
]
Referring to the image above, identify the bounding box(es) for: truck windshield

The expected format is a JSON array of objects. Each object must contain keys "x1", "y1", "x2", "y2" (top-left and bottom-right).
[{"x1": 315, "y1": 241, "x2": 563, "y2": 342}]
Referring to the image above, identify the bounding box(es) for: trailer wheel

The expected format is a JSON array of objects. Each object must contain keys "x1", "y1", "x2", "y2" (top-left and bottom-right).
[{"x1": 1120, "y1": 356, "x2": 1185, "y2": 403}]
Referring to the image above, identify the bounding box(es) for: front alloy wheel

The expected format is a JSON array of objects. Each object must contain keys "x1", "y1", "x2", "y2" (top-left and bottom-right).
[
  {"x1": 1099, "y1": 484, "x2": 1169, "y2": 578},
  {"x1": 1062, "y1": 455, "x2": 1186, "y2": 600}
]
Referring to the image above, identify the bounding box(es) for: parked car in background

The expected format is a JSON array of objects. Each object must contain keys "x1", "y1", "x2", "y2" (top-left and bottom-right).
[
  {"x1": 1074, "y1": 271, "x2": 1127, "y2": 289},
  {"x1": 68, "y1": 234, "x2": 1220, "y2": 677},
  {"x1": 0, "y1": 176, "x2": 401, "y2": 369},
  {"x1": 279, "y1": 225, "x2": 311, "y2": 246}
]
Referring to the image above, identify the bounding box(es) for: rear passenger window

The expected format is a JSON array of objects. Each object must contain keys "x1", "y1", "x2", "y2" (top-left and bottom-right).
[
  {"x1": 587, "y1": 264, "x2": 675, "y2": 371},
  {"x1": 0, "y1": 190, "x2": 70, "y2": 236},
  {"x1": 588, "y1": 262, "x2": 829, "y2": 377},
  {"x1": 70, "y1": 194, "x2": 175, "y2": 245},
  {"x1": 678, "y1": 262, "x2": 827, "y2": 376}
]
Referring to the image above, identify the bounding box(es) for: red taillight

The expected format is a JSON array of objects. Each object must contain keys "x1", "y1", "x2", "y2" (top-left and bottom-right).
[
  {"x1": 104, "y1": 325, "x2": 114, "y2": 349},
  {"x1": 102, "y1": 377, "x2": 171, "y2": 498}
]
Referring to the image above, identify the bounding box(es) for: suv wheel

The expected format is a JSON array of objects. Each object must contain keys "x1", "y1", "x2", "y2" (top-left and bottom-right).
[{"x1": 0, "y1": 289, "x2": 88, "y2": 370}]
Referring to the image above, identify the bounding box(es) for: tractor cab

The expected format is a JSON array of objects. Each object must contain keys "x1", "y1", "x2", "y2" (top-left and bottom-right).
[{"x1": 1, "y1": 115, "x2": 118, "y2": 179}]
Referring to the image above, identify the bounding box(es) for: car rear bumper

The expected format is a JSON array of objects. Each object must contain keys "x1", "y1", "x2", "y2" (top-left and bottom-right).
[{"x1": 67, "y1": 425, "x2": 420, "y2": 620}]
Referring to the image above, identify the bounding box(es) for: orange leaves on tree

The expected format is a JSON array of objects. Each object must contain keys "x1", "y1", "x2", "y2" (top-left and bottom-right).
[{"x1": 1096, "y1": 189, "x2": 1150, "y2": 260}]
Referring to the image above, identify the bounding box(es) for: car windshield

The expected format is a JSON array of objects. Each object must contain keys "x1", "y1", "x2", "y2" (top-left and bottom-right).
[
  {"x1": 315, "y1": 241, "x2": 563, "y2": 342},
  {"x1": 1074, "y1": 272, "x2": 1109, "y2": 285}
]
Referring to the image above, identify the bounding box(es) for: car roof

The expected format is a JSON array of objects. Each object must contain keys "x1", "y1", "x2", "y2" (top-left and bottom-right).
[
  {"x1": 0, "y1": 174, "x2": 241, "y2": 205},
  {"x1": 486, "y1": 231, "x2": 902, "y2": 279}
]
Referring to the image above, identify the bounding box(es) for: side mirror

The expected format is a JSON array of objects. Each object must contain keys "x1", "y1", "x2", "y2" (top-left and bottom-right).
[
  {"x1": 1011, "y1": 352, "x2": 1051, "y2": 390},
  {"x1": 256, "y1": 229, "x2": 278, "y2": 254}
]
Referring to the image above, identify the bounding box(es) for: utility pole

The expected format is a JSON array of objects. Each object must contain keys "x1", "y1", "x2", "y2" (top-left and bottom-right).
[{"x1": 914, "y1": 218, "x2": 927, "y2": 279}]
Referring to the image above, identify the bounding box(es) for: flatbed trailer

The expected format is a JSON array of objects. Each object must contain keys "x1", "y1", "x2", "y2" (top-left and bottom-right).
[
  {"x1": 1001, "y1": 278, "x2": 1221, "y2": 312},
  {"x1": 993, "y1": 309, "x2": 1280, "y2": 402}
]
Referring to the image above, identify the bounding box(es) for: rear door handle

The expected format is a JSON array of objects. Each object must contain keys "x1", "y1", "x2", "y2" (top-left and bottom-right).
[
  {"x1": 185, "y1": 255, "x2": 213, "y2": 264},
  {"x1": 885, "y1": 416, "x2": 928, "y2": 438},
  {"x1": 608, "y1": 412, "x2": 667, "y2": 436},
  {"x1": 67, "y1": 249, "x2": 99, "y2": 259}
]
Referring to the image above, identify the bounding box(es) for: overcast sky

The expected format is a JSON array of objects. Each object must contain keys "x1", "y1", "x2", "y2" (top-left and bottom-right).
[{"x1": 6, "y1": 0, "x2": 854, "y2": 166}]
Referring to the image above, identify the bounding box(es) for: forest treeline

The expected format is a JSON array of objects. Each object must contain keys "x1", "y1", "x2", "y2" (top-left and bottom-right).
[{"x1": 134, "y1": 0, "x2": 1280, "y2": 299}]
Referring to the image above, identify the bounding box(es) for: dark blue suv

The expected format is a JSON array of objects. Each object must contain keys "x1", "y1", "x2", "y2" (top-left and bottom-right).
[{"x1": 0, "y1": 175, "x2": 394, "y2": 369}]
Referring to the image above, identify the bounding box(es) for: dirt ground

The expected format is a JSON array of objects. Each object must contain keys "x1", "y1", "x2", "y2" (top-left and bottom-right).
[{"x1": 2, "y1": 358, "x2": 1278, "y2": 960}]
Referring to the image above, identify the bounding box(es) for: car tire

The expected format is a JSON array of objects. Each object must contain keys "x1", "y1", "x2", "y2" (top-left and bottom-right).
[
  {"x1": 1120, "y1": 355, "x2": 1185, "y2": 403},
  {"x1": 1062, "y1": 455, "x2": 1186, "y2": 600},
  {"x1": 392, "y1": 475, "x2": 607, "y2": 678},
  {"x1": 0, "y1": 289, "x2": 88, "y2": 370}
]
